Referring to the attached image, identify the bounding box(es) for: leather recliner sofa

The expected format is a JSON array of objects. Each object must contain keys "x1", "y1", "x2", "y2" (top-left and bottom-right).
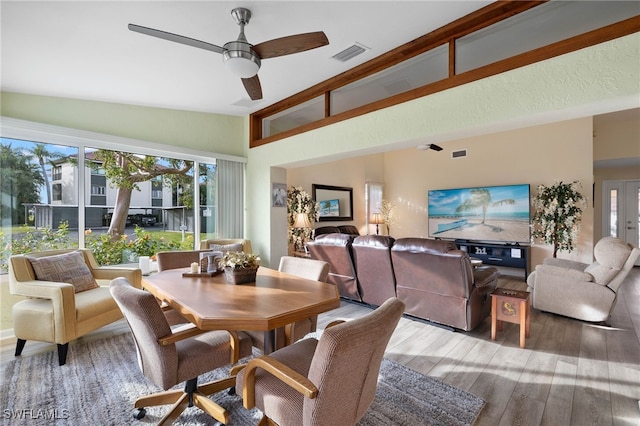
[
  {"x1": 308, "y1": 234, "x2": 499, "y2": 331},
  {"x1": 392, "y1": 238, "x2": 499, "y2": 331}
]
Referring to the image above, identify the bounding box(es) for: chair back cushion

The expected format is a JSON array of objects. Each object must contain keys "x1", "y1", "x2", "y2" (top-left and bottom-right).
[
  {"x1": 27, "y1": 250, "x2": 98, "y2": 293},
  {"x1": 109, "y1": 278, "x2": 178, "y2": 389},
  {"x1": 351, "y1": 235, "x2": 396, "y2": 306},
  {"x1": 307, "y1": 233, "x2": 361, "y2": 301},
  {"x1": 278, "y1": 256, "x2": 330, "y2": 282},
  {"x1": 337, "y1": 225, "x2": 360, "y2": 236},
  {"x1": 156, "y1": 249, "x2": 211, "y2": 272},
  {"x1": 392, "y1": 238, "x2": 479, "y2": 329},
  {"x1": 584, "y1": 237, "x2": 633, "y2": 286},
  {"x1": 199, "y1": 238, "x2": 252, "y2": 254},
  {"x1": 304, "y1": 297, "x2": 405, "y2": 425}
]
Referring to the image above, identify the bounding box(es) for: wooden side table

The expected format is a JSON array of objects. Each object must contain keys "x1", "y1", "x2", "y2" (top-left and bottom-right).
[{"x1": 491, "y1": 288, "x2": 531, "y2": 348}]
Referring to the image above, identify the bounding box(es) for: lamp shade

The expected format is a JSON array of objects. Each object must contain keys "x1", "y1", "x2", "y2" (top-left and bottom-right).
[
  {"x1": 293, "y1": 213, "x2": 312, "y2": 229},
  {"x1": 371, "y1": 212, "x2": 383, "y2": 224}
]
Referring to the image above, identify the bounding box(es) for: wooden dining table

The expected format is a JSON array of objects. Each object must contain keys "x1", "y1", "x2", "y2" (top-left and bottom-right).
[{"x1": 141, "y1": 266, "x2": 341, "y2": 353}]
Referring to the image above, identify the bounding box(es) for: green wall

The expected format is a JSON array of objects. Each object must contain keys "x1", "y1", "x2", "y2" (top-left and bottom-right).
[{"x1": 0, "y1": 92, "x2": 246, "y2": 157}]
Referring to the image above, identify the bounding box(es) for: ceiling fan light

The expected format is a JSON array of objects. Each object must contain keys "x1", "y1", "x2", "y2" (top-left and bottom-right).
[{"x1": 223, "y1": 43, "x2": 261, "y2": 78}]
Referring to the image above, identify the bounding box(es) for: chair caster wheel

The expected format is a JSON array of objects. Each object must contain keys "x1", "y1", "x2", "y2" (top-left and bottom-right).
[
  {"x1": 134, "y1": 407, "x2": 146, "y2": 420},
  {"x1": 228, "y1": 386, "x2": 236, "y2": 396}
]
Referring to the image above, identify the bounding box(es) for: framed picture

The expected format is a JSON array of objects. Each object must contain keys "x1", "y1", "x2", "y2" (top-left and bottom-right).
[{"x1": 271, "y1": 183, "x2": 287, "y2": 207}]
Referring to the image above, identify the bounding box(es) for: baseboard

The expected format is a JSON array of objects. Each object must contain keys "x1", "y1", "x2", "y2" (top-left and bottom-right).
[{"x1": 0, "y1": 328, "x2": 16, "y2": 345}]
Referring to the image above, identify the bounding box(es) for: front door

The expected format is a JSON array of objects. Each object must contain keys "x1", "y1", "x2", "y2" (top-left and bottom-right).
[{"x1": 603, "y1": 179, "x2": 640, "y2": 265}]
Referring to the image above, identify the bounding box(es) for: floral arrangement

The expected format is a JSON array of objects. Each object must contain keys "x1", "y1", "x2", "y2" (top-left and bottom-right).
[
  {"x1": 287, "y1": 186, "x2": 319, "y2": 251},
  {"x1": 379, "y1": 199, "x2": 396, "y2": 235},
  {"x1": 221, "y1": 251, "x2": 260, "y2": 270},
  {"x1": 531, "y1": 180, "x2": 586, "y2": 258}
]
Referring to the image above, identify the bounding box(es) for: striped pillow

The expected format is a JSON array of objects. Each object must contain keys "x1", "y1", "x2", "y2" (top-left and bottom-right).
[{"x1": 28, "y1": 251, "x2": 99, "y2": 293}]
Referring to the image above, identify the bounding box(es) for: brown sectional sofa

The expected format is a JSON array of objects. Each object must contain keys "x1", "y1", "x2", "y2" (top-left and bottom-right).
[{"x1": 307, "y1": 234, "x2": 499, "y2": 331}]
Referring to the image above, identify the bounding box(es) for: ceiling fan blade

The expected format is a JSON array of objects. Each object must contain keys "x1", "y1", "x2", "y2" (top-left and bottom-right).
[
  {"x1": 242, "y1": 75, "x2": 263, "y2": 100},
  {"x1": 253, "y1": 31, "x2": 329, "y2": 59},
  {"x1": 128, "y1": 23, "x2": 224, "y2": 54},
  {"x1": 430, "y1": 144, "x2": 443, "y2": 151}
]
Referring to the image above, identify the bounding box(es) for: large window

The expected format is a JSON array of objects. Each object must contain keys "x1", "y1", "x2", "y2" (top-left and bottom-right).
[{"x1": 0, "y1": 118, "x2": 246, "y2": 272}]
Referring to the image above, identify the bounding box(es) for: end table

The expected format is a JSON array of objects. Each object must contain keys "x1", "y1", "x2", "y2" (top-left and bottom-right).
[{"x1": 491, "y1": 288, "x2": 531, "y2": 348}]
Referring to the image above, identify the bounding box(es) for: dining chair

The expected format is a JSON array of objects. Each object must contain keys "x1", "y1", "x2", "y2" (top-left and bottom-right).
[
  {"x1": 109, "y1": 278, "x2": 253, "y2": 425},
  {"x1": 279, "y1": 256, "x2": 330, "y2": 346},
  {"x1": 236, "y1": 297, "x2": 405, "y2": 426}
]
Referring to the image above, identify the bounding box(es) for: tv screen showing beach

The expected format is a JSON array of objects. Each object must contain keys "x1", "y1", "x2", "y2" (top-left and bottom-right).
[
  {"x1": 428, "y1": 184, "x2": 531, "y2": 244},
  {"x1": 319, "y1": 199, "x2": 340, "y2": 217}
]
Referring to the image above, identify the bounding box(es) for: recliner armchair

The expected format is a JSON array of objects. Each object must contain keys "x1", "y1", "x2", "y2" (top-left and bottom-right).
[
  {"x1": 307, "y1": 233, "x2": 361, "y2": 302},
  {"x1": 527, "y1": 237, "x2": 639, "y2": 322},
  {"x1": 391, "y1": 238, "x2": 499, "y2": 331},
  {"x1": 9, "y1": 249, "x2": 142, "y2": 365}
]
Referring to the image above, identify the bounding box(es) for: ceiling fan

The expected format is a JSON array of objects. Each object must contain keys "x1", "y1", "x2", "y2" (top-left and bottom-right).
[{"x1": 128, "y1": 7, "x2": 329, "y2": 101}]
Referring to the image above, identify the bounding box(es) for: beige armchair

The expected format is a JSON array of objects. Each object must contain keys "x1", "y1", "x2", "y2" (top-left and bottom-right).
[
  {"x1": 199, "y1": 238, "x2": 252, "y2": 253},
  {"x1": 9, "y1": 249, "x2": 142, "y2": 365},
  {"x1": 527, "y1": 237, "x2": 639, "y2": 322},
  {"x1": 236, "y1": 297, "x2": 405, "y2": 426}
]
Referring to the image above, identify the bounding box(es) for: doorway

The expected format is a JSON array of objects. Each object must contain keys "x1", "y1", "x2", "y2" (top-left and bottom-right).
[{"x1": 602, "y1": 179, "x2": 640, "y2": 264}]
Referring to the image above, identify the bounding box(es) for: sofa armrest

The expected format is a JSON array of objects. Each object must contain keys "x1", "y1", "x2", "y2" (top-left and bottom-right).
[
  {"x1": 473, "y1": 266, "x2": 499, "y2": 295},
  {"x1": 541, "y1": 258, "x2": 588, "y2": 271},
  {"x1": 11, "y1": 279, "x2": 77, "y2": 342},
  {"x1": 92, "y1": 267, "x2": 142, "y2": 288},
  {"x1": 534, "y1": 264, "x2": 594, "y2": 283}
]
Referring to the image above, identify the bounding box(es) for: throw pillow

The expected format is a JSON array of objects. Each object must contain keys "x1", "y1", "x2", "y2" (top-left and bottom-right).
[
  {"x1": 209, "y1": 243, "x2": 243, "y2": 253},
  {"x1": 28, "y1": 251, "x2": 99, "y2": 293},
  {"x1": 584, "y1": 262, "x2": 619, "y2": 286}
]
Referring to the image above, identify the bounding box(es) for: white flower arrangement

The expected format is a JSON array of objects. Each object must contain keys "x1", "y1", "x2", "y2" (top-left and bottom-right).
[{"x1": 531, "y1": 180, "x2": 586, "y2": 258}]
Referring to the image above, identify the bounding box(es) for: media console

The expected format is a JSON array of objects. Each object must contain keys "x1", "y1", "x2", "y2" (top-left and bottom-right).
[{"x1": 454, "y1": 240, "x2": 529, "y2": 280}]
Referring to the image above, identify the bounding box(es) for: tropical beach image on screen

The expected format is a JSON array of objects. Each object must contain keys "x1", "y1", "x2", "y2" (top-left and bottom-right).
[
  {"x1": 428, "y1": 184, "x2": 531, "y2": 244},
  {"x1": 319, "y1": 199, "x2": 340, "y2": 217}
]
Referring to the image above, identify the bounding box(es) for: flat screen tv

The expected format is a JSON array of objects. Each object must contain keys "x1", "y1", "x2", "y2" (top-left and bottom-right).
[
  {"x1": 428, "y1": 184, "x2": 531, "y2": 244},
  {"x1": 318, "y1": 199, "x2": 340, "y2": 217}
]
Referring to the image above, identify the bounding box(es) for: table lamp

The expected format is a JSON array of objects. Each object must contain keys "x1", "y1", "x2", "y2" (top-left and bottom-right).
[
  {"x1": 293, "y1": 213, "x2": 312, "y2": 252},
  {"x1": 371, "y1": 212, "x2": 382, "y2": 235}
]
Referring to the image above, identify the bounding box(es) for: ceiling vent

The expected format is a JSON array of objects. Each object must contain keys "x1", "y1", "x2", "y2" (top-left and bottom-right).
[
  {"x1": 332, "y1": 42, "x2": 369, "y2": 62},
  {"x1": 452, "y1": 149, "x2": 468, "y2": 159}
]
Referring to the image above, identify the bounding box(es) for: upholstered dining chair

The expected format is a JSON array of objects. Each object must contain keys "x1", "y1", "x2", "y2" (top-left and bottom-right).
[
  {"x1": 109, "y1": 278, "x2": 252, "y2": 425},
  {"x1": 8, "y1": 249, "x2": 142, "y2": 365},
  {"x1": 279, "y1": 256, "x2": 330, "y2": 346},
  {"x1": 236, "y1": 297, "x2": 405, "y2": 426},
  {"x1": 244, "y1": 256, "x2": 331, "y2": 352}
]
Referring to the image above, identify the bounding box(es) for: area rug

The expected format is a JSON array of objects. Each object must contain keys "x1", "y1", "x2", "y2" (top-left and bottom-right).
[{"x1": 0, "y1": 334, "x2": 484, "y2": 425}]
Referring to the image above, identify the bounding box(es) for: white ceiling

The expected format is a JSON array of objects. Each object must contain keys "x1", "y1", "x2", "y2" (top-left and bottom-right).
[{"x1": 1, "y1": 1, "x2": 494, "y2": 116}]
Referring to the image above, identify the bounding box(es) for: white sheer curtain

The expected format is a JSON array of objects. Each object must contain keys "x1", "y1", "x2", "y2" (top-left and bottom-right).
[{"x1": 216, "y1": 159, "x2": 245, "y2": 238}]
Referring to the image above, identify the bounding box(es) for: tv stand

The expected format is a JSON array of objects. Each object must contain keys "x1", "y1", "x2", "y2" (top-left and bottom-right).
[{"x1": 455, "y1": 240, "x2": 529, "y2": 280}]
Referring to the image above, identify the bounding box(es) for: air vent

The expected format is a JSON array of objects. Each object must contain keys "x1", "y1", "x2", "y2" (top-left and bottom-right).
[
  {"x1": 332, "y1": 42, "x2": 369, "y2": 62},
  {"x1": 452, "y1": 149, "x2": 468, "y2": 158}
]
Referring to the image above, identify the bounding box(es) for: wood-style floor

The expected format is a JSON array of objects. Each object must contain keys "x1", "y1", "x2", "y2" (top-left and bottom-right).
[{"x1": 2, "y1": 270, "x2": 639, "y2": 425}]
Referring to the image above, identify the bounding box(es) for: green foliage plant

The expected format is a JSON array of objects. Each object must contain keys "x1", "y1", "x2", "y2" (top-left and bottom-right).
[
  {"x1": 531, "y1": 180, "x2": 586, "y2": 258},
  {"x1": 0, "y1": 222, "x2": 73, "y2": 272}
]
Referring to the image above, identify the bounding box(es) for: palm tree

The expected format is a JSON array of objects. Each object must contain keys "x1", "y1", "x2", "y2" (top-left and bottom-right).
[
  {"x1": 455, "y1": 188, "x2": 515, "y2": 224},
  {"x1": 27, "y1": 143, "x2": 63, "y2": 205}
]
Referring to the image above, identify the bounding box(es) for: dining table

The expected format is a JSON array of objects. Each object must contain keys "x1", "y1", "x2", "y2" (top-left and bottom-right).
[{"x1": 141, "y1": 266, "x2": 341, "y2": 353}]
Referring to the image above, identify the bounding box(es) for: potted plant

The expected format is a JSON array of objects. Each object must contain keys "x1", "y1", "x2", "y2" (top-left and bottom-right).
[
  {"x1": 531, "y1": 180, "x2": 586, "y2": 258},
  {"x1": 221, "y1": 251, "x2": 261, "y2": 284}
]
